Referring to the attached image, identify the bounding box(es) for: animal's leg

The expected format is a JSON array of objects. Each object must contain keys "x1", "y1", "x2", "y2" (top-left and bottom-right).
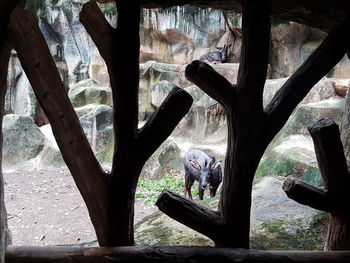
[
  {"x1": 198, "y1": 185, "x2": 204, "y2": 200},
  {"x1": 188, "y1": 180, "x2": 194, "y2": 200},
  {"x1": 210, "y1": 186, "x2": 217, "y2": 198},
  {"x1": 184, "y1": 172, "x2": 194, "y2": 199}
]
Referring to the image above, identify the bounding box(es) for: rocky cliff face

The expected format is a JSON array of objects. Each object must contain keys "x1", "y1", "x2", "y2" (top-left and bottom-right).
[
  {"x1": 140, "y1": 6, "x2": 228, "y2": 64},
  {"x1": 4, "y1": 1, "x2": 350, "y2": 170}
]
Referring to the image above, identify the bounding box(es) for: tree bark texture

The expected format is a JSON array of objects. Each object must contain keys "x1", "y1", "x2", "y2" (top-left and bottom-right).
[
  {"x1": 157, "y1": 0, "x2": 350, "y2": 248},
  {"x1": 8, "y1": 4, "x2": 192, "y2": 247},
  {"x1": 0, "y1": 0, "x2": 25, "y2": 261},
  {"x1": 283, "y1": 118, "x2": 350, "y2": 251},
  {"x1": 6, "y1": 246, "x2": 350, "y2": 263}
]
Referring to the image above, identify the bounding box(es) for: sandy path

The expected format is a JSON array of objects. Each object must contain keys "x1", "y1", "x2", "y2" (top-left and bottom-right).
[{"x1": 4, "y1": 169, "x2": 156, "y2": 246}]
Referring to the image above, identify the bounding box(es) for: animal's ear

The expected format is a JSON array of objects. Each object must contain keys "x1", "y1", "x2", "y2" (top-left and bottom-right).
[
  {"x1": 210, "y1": 160, "x2": 222, "y2": 170},
  {"x1": 190, "y1": 159, "x2": 201, "y2": 171}
]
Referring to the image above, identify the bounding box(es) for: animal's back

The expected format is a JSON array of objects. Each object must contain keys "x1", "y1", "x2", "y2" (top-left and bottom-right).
[{"x1": 183, "y1": 149, "x2": 215, "y2": 169}]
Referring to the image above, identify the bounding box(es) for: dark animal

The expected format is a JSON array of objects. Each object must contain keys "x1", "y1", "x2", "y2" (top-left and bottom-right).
[
  {"x1": 199, "y1": 45, "x2": 228, "y2": 64},
  {"x1": 183, "y1": 149, "x2": 222, "y2": 200}
]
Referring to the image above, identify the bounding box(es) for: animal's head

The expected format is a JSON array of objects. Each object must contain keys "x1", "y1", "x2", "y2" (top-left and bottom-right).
[
  {"x1": 218, "y1": 45, "x2": 228, "y2": 62},
  {"x1": 190, "y1": 160, "x2": 221, "y2": 189}
]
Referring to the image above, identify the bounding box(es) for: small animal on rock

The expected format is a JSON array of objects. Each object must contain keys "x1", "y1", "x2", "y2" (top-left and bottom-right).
[
  {"x1": 183, "y1": 149, "x2": 222, "y2": 200},
  {"x1": 199, "y1": 45, "x2": 228, "y2": 64}
]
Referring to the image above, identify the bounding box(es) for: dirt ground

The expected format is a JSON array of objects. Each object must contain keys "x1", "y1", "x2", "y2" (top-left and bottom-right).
[{"x1": 3, "y1": 169, "x2": 157, "y2": 246}]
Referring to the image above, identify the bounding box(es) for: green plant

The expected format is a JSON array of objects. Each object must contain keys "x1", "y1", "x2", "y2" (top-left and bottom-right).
[
  {"x1": 97, "y1": 2, "x2": 117, "y2": 19},
  {"x1": 136, "y1": 172, "x2": 199, "y2": 205}
]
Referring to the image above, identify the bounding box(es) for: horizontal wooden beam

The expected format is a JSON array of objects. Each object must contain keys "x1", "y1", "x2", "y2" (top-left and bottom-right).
[{"x1": 6, "y1": 246, "x2": 350, "y2": 263}]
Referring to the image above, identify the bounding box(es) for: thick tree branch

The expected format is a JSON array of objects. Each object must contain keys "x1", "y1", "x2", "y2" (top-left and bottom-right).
[
  {"x1": 110, "y1": 1, "x2": 141, "y2": 171},
  {"x1": 80, "y1": 2, "x2": 113, "y2": 66},
  {"x1": 236, "y1": 0, "x2": 270, "y2": 108},
  {"x1": 185, "y1": 60, "x2": 234, "y2": 108},
  {"x1": 156, "y1": 190, "x2": 223, "y2": 245},
  {"x1": 7, "y1": 7, "x2": 108, "y2": 244},
  {"x1": 138, "y1": 86, "x2": 193, "y2": 162},
  {"x1": 6, "y1": 246, "x2": 350, "y2": 263},
  {"x1": 308, "y1": 118, "x2": 350, "y2": 200},
  {"x1": 283, "y1": 177, "x2": 332, "y2": 212},
  {"x1": 265, "y1": 15, "x2": 350, "y2": 136}
]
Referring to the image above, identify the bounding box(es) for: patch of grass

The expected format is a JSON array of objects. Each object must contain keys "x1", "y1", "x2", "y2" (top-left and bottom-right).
[
  {"x1": 251, "y1": 211, "x2": 328, "y2": 250},
  {"x1": 136, "y1": 171, "x2": 188, "y2": 205}
]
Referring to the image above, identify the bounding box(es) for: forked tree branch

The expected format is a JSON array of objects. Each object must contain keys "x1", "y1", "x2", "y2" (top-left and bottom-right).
[
  {"x1": 7, "y1": 7, "x2": 108, "y2": 242},
  {"x1": 265, "y1": 16, "x2": 350, "y2": 136},
  {"x1": 284, "y1": 118, "x2": 350, "y2": 250},
  {"x1": 283, "y1": 119, "x2": 350, "y2": 214},
  {"x1": 138, "y1": 86, "x2": 193, "y2": 162},
  {"x1": 80, "y1": 1, "x2": 193, "y2": 245}
]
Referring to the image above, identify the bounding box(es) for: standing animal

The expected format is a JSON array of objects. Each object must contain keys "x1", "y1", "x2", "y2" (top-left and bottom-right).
[
  {"x1": 183, "y1": 149, "x2": 222, "y2": 200},
  {"x1": 199, "y1": 45, "x2": 228, "y2": 64}
]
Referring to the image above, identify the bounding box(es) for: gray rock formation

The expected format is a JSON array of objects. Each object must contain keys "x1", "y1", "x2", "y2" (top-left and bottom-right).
[
  {"x1": 2, "y1": 114, "x2": 47, "y2": 168},
  {"x1": 68, "y1": 79, "x2": 112, "y2": 107},
  {"x1": 79, "y1": 104, "x2": 113, "y2": 163},
  {"x1": 257, "y1": 97, "x2": 345, "y2": 187},
  {"x1": 6, "y1": 51, "x2": 36, "y2": 118},
  {"x1": 140, "y1": 0, "x2": 350, "y2": 33},
  {"x1": 140, "y1": 6, "x2": 228, "y2": 64}
]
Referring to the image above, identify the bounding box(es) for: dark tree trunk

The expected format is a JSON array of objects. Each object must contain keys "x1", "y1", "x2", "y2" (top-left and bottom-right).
[
  {"x1": 284, "y1": 118, "x2": 350, "y2": 251},
  {"x1": 80, "y1": 1, "x2": 193, "y2": 246},
  {"x1": 156, "y1": 0, "x2": 350, "y2": 248}
]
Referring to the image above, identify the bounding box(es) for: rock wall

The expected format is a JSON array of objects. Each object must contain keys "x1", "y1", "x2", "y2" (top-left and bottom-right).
[
  {"x1": 140, "y1": 6, "x2": 228, "y2": 64},
  {"x1": 4, "y1": 1, "x2": 350, "y2": 176}
]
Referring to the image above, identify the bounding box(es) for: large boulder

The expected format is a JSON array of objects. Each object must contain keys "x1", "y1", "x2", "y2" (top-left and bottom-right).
[
  {"x1": 88, "y1": 55, "x2": 109, "y2": 87},
  {"x1": 257, "y1": 97, "x2": 344, "y2": 188},
  {"x1": 282, "y1": 97, "x2": 344, "y2": 137},
  {"x1": 256, "y1": 135, "x2": 322, "y2": 186},
  {"x1": 263, "y1": 77, "x2": 336, "y2": 107},
  {"x1": 250, "y1": 177, "x2": 326, "y2": 250},
  {"x1": 69, "y1": 79, "x2": 112, "y2": 107},
  {"x1": 150, "y1": 80, "x2": 174, "y2": 109},
  {"x1": 2, "y1": 114, "x2": 47, "y2": 168},
  {"x1": 169, "y1": 85, "x2": 227, "y2": 141},
  {"x1": 139, "y1": 61, "x2": 183, "y2": 101},
  {"x1": 79, "y1": 104, "x2": 114, "y2": 163},
  {"x1": 141, "y1": 138, "x2": 182, "y2": 179},
  {"x1": 38, "y1": 125, "x2": 66, "y2": 169},
  {"x1": 6, "y1": 52, "x2": 36, "y2": 118}
]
